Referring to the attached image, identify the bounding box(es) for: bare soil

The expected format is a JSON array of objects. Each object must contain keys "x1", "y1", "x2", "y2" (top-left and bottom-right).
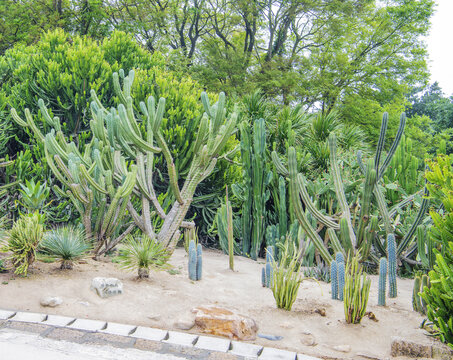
[{"x1": 0, "y1": 248, "x2": 431, "y2": 359}]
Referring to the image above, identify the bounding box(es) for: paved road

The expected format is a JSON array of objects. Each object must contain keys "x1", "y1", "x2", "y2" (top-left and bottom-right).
[{"x1": 0, "y1": 328, "x2": 186, "y2": 360}]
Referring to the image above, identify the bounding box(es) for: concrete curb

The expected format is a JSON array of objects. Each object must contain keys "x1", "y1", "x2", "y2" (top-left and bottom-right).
[{"x1": 0, "y1": 308, "x2": 321, "y2": 360}]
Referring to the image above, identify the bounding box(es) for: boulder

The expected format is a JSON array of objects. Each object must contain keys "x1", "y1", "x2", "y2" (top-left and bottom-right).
[
  {"x1": 90, "y1": 277, "x2": 123, "y2": 298},
  {"x1": 192, "y1": 305, "x2": 258, "y2": 341},
  {"x1": 40, "y1": 296, "x2": 63, "y2": 307}
]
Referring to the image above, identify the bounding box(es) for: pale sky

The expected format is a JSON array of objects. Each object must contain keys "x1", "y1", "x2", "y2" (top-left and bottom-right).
[{"x1": 427, "y1": 0, "x2": 453, "y2": 96}]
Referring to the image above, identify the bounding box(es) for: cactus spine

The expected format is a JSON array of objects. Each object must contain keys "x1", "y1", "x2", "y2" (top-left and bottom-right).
[
  {"x1": 387, "y1": 234, "x2": 397, "y2": 298},
  {"x1": 331, "y1": 260, "x2": 338, "y2": 300},
  {"x1": 378, "y1": 257, "x2": 387, "y2": 306}
]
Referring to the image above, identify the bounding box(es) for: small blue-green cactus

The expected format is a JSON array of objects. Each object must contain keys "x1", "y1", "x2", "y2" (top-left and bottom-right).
[
  {"x1": 338, "y1": 261, "x2": 345, "y2": 301},
  {"x1": 378, "y1": 257, "x2": 387, "y2": 306},
  {"x1": 196, "y1": 243, "x2": 203, "y2": 280},
  {"x1": 335, "y1": 252, "x2": 344, "y2": 265},
  {"x1": 262, "y1": 246, "x2": 274, "y2": 288},
  {"x1": 188, "y1": 240, "x2": 197, "y2": 280},
  {"x1": 331, "y1": 260, "x2": 338, "y2": 300},
  {"x1": 387, "y1": 234, "x2": 397, "y2": 298}
]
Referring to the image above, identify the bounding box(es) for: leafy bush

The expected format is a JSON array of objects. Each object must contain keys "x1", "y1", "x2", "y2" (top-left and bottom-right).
[
  {"x1": 40, "y1": 226, "x2": 91, "y2": 269},
  {"x1": 117, "y1": 235, "x2": 170, "y2": 278},
  {"x1": 1, "y1": 213, "x2": 44, "y2": 275},
  {"x1": 344, "y1": 254, "x2": 371, "y2": 324},
  {"x1": 420, "y1": 154, "x2": 453, "y2": 347},
  {"x1": 271, "y1": 240, "x2": 304, "y2": 311}
]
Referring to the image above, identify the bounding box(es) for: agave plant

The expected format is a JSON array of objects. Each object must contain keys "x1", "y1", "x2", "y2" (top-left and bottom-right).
[
  {"x1": 117, "y1": 235, "x2": 170, "y2": 278},
  {"x1": 40, "y1": 226, "x2": 91, "y2": 269}
]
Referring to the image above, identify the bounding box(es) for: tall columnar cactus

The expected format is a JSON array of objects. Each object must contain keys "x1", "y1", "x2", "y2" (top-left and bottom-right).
[
  {"x1": 378, "y1": 257, "x2": 387, "y2": 306},
  {"x1": 331, "y1": 260, "x2": 338, "y2": 300},
  {"x1": 188, "y1": 240, "x2": 202, "y2": 281},
  {"x1": 417, "y1": 225, "x2": 434, "y2": 269},
  {"x1": 262, "y1": 246, "x2": 274, "y2": 288},
  {"x1": 239, "y1": 118, "x2": 270, "y2": 260},
  {"x1": 12, "y1": 70, "x2": 237, "y2": 254},
  {"x1": 387, "y1": 234, "x2": 397, "y2": 298},
  {"x1": 271, "y1": 112, "x2": 427, "y2": 265},
  {"x1": 384, "y1": 136, "x2": 420, "y2": 204},
  {"x1": 188, "y1": 240, "x2": 197, "y2": 280},
  {"x1": 196, "y1": 243, "x2": 203, "y2": 280},
  {"x1": 338, "y1": 260, "x2": 345, "y2": 301},
  {"x1": 278, "y1": 176, "x2": 288, "y2": 237}
]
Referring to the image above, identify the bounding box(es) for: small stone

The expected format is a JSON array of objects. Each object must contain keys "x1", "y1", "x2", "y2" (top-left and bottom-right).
[
  {"x1": 90, "y1": 277, "x2": 123, "y2": 298},
  {"x1": 333, "y1": 345, "x2": 351, "y2": 353},
  {"x1": 79, "y1": 301, "x2": 90, "y2": 306},
  {"x1": 300, "y1": 333, "x2": 317, "y2": 346},
  {"x1": 325, "y1": 321, "x2": 331, "y2": 326},
  {"x1": 391, "y1": 336, "x2": 432, "y2": 358},
  {"x1": 280, "y1": 322, "x2": 294, "y2": 329},
  {"x1": 174, "y1": 317, "x2": 195, "y2": 330},
  {"x1": 192, "y1": 305, "x2": 258, "y2": 341},
  {"x1": 40, "y1": 296, "x2": 63, "y2": 307}
]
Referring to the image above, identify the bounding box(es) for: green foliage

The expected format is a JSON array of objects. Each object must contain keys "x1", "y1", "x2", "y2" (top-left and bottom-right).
[
  {"x1": 40, "y1": 225, "x2": 91, "y2": 269},
  {"x1": 1, "y1": 213, "x2": 44, "y2": 275},
  {"x1": 421, "y1": 244, "x2": 453, "y2": 348},
  {"x1": 426, "y1": 155, "x2": 453, "y2": 248},
  {"x1": 344, "y1": 254, "x2": 371, "y2": 324},
  {"x1": 117, "y1": 235, "x2": 170, "y2": 279},
  {"x1": 19, "y1": 180, "x2": 50, "y2": 213},
  {"x1": 271, "y1": 240, "x2": 304, "y2": 311}
]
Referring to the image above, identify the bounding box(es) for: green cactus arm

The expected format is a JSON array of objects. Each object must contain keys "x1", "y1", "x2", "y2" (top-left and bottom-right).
[
  {"x1": 374, "y1": 112, "x2": 388, "y2": 173},
  {"x1": 193, "y1": 114, "x2": 209, "y2": 155},
  {"x1": 296, "y1": 173, "x2": 340, "y2": 230},
  {"x1": 271, "y1": 151, "x2": 289, "y2": 177},
  {"x1": 212, "y1": 92, "x2": 226, "y2": 134},
  {"x1": 69, "y1": 183, "x2": 89, "y2": 204},
  {"x1": 388, "y1": 191, "x2": 421, "y2": 218},
  {"x1": 357, "y1": 158, "x2": 377, "y2": 246},
  {"x1": 374, "y1": 184, "x2": 393, "y2": 234},
  {"x1": 209, "y1": 113, "x2": 237, "y2": 157},
  {"x1": 397, "y1": 187, "x2": 430, "y2": 256},
  {"x1": 288, "y1": 147, "x2": 332, "y2": 263},
  {"x1": 329, "y1": 133, "x2": 356, "y2": 247},
  {"x1": 11, "y1": 108, "x2": 45, "y2": 142},
  {"x1": 79, "y1": 164, "x2": 108, "y2": 194},
  {"x1": 201, "y1": 92, "x2": 212, "y2": 117},
  {"x1": 117, "y1": 104, "x2": 161, "y2": 154},
  {"x1": 378, "y1": 113, "x2": 406, "y2": 180},
  {"x1": 327, "y1": 228, "x2": 345, "y2": 256},
  {"x1": 113, "y1": 72, "x2": 128, "y2": 105}
]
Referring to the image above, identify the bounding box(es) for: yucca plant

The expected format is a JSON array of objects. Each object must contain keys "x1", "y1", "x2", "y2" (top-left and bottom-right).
[
  {"x1": 344, "y1": 254, "x2": 371, "y2": 324},
  {"x1": 19, "y1": 179, "x2": 50, "y2": 213},
  {"x1": 40, "y1": 226, "x2": 91, "y2": 269},
  {"x1": 0, "y1": 212, "x2": 44, "y2": 275},
  {"x1": 271, "y1": 240, "x2": 304, "y2": 311},
  {"x1": 117, "y1": 235, "x2": 170, "y2": 278}
]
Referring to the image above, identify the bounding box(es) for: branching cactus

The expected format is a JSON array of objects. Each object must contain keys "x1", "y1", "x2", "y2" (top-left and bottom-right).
[
  {"x1": 378, "y1": 257, "x2": 387, "y2": 306},
  {"x1": 271, "y1": 112, "x2": 427, "y2": 265},
  {"x1": 12, "y1": 70, "x2": 237, "y2": 254},
  {"x1": 387, "y1": 234, "x2": 397, "y2": 298}
]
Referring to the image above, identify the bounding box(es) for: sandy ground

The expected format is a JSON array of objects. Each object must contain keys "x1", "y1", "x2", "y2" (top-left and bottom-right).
[{"x1": 0, "y1": 248, "x2": 432, "y2": 359}]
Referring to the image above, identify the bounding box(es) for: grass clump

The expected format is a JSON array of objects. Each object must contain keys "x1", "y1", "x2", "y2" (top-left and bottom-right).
[
  {"x1": 40, "y1": 225, "x2": 91, "y2": 269},
  {"x1": 117, "y1": 235, "x2": 170, "y2": 278}
]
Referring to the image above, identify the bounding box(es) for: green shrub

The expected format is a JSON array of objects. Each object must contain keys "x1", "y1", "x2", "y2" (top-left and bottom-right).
[
  {"x1": 271, "y1": 240, "x2": 303, "y2": 311},
  {"x1": 40, "y1": 226, "x2": 91, "y2": 269},
  {"x1": 1, "y1": 213, "x2": 44, "y2": 275},
  {"x1": 117, "y1": 235, "x2": 170, "y2": 279},
  {"x1": 344, "y1": 254, "x2": 371, "y2": 324},
  {"x1": 421, "y1": 155, "x2": 453, "y2": 347}
]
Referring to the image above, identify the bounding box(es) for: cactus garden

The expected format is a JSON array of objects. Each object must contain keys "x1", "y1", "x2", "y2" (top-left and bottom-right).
[{"x1": 1, "y1": 1, "x2": 453, "y2": 358}]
